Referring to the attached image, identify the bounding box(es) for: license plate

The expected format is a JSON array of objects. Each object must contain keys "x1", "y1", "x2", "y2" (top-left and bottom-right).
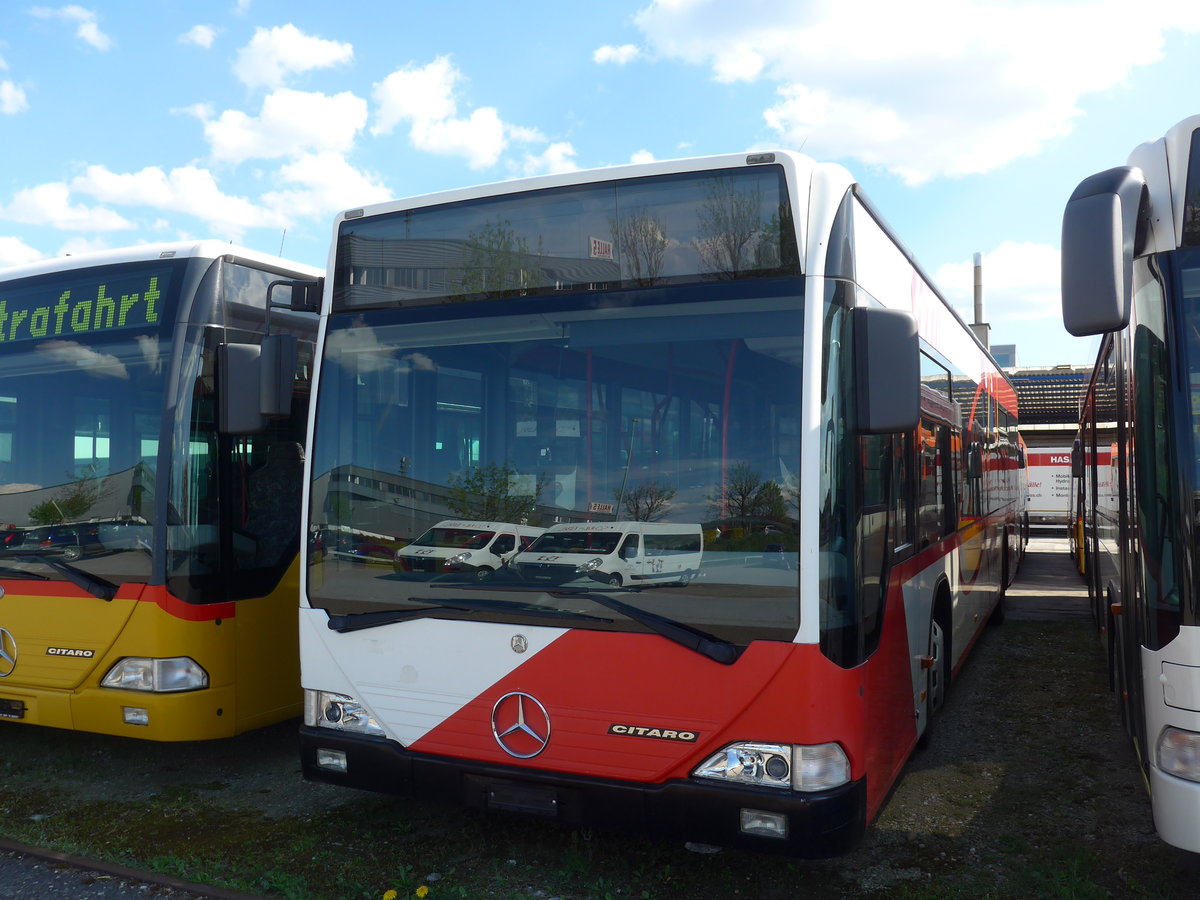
[
  {"x1": 0, "y1": 698, "x2": 26, "y2": 719},
  {"x1": 486, "y1": 782, "x2": 560, "y2": 816}
]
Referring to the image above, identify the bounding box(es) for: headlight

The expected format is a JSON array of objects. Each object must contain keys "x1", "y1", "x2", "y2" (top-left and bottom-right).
[
  {"x1": 1158, "y1": 727, "x2": 1200, "y2": 782},
  {"x1": 101, "y1": 657, "x2": 208, "y2": 693},
  {"x1": 305, "y1": 689, "x2": 385, "y2": 736},
  {"x1": 447, "y1": 551, "x2": 472, "y2": 566},
  {"x1": 693, "y1": 741, "x2": 850, "y2": 792},
  {"x1": 576, "y1": 557, "x2": 604, "y2": 573}
]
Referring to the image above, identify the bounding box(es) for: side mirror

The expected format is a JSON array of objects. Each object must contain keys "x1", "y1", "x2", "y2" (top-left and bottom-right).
[
  {"x1": 1061, "y1": 167, "x2": 1148, "y2": 336},
  {"x1": 268, "y1": 278, "x2": 323, "y2": 313},
  {"x1": 218, "y1": 334, "x2": 297, "y2": 434},
  {"x1": 260, "y1": 333, "x2": 298, "y2": 419},
  {"x1": 854, "y1": 306, "x2": 919, "y2": 434}
]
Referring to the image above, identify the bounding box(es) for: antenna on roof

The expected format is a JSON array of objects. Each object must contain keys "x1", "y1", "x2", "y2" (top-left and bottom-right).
[{"x1": 278, "y1": 229, "x2": 287, "y2": 257}]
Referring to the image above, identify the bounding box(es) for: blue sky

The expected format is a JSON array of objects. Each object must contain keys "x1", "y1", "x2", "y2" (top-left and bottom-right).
[{"x1": 1, "y1": 1, "x2": 1197, "y2": 367}]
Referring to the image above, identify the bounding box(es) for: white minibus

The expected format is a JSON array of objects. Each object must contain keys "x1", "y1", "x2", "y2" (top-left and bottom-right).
[
  {"x1": 513, "y1": 521, "x2": 703, "y2": 587},
  {"x1": 394, "y1": 520, "x2": 545, "y2": 578}
]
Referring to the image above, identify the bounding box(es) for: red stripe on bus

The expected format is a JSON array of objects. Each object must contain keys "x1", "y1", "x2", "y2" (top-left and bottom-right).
[{"x1": 0, "y1": 579, "x2": 235, "y2": 620}]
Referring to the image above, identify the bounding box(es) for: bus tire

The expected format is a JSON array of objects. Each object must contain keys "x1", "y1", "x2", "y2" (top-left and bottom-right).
[
  {"x1": 606, "y1": 573, "x2": 622, "y2": 587},
  {"x1": 989, "y1": 550, "x2": 1009, "y2": 626}
]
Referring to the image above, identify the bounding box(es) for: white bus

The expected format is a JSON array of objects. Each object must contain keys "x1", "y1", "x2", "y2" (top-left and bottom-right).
[
  {"x1": 299, "y1": 152, "x2": 1024, "y2": 855},
  {"x1": 1062, "y1": 112, "x2": 1200, "y2": 852}
]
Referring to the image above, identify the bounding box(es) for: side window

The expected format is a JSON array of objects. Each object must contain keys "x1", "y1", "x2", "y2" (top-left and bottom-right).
[
  {"x1": 891, "y1": 432, "x2": 915, "y2": 554},
  {"x1": 491, "y1": 533, "x2": 515, "y2": 555},
  {"x1": 916, "y1": 419, "x2": 947, "y2": 548},
  {"x1": 1132, "y1": 267, "x2": 1180, "y2": 650},
  {"x1": 619, "y1": 534, "x2": 639, "y2": 559}
]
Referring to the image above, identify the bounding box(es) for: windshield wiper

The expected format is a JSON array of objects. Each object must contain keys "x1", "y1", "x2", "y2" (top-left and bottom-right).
[
  {"x1": 0, "y1": 552, "x2": 117, "y2": 601},
  {"x1": 327, "y1": 596, "x2": 612, "y2": 633},
  {"x1": 442, "y1": 583, "x2": 738, "y2": 665},
  {"x1": 575, "y1": 589, "x2": 738, "y2": 665},
  {"x1": 0, "y1": 565, "x2": 49, "y2": 581}
]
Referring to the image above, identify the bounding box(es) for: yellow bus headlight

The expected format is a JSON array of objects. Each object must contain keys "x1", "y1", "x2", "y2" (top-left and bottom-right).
[{"x1": 100, "y1": 657, "x2": 209, "y2": 692}]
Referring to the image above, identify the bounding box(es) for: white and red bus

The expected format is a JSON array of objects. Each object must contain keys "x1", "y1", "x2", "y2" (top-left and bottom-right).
[
  {"x1": 1026, "y1": 447, "x2": 1073, "y2": 527},
  {"x1": 299, "y1": 152, "x2": 1025, "y2": 854},
  {"x1": 1062, "y1": 113, "x2": 1200, "y2": 852},
  {"x1": 0, "y1": 242, "x2": 319, "y2": 740}
]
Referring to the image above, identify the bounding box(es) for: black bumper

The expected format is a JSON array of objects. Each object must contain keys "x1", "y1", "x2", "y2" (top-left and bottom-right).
[{"x1": 299, "y1": 726, "x2": 867, "y2": 857}]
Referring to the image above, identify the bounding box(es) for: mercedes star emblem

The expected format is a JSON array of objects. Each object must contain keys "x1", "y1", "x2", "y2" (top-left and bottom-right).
[
  {"x1": 0, "y1": 628, "x2": 16, "y2": 678},
  {"x1": 491, "y1": 691, "x2": 550, "y2": 758}
]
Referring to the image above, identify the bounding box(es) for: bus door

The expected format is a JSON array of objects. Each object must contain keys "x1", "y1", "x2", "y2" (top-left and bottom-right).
[{"x1": 617, "y1": 532, "x2": 643, "y2": 581}]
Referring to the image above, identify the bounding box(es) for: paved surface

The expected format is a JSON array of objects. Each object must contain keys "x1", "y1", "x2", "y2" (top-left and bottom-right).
[{"x1": 1007, "y1": 533, "x2": 1090, "y2": 620}]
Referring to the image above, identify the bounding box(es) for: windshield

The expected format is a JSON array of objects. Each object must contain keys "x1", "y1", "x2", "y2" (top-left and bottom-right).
[
  {"x1": 0, "y1": 259, "x2": 181, "y2": 585},
  {"x1": 309, "y1": 169, "x2": 803, "y2": 646},
  {"x1": 528, "y1": 531, "x2": 621, "y2": 554},
  {"x1": 411, "y1": 527, "x2": 495, "y2": 549}
]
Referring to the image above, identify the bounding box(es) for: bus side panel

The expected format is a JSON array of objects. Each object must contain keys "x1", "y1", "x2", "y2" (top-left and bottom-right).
[
  {"x1": 0, "y1": 584, "x2": 240, "y2": 740},
  {"x1": 863, "y1": 577, "x2": 921, "y2": 819},
  {"x1": 232, "y1": 559, "x2": 303, "y2": 734},
  {"x1": 1144, "y1": 628, "x2": 1200, "y2": 852},
  {"x1": 71, "y1": 589, "x2": 238, "y2": 740}
]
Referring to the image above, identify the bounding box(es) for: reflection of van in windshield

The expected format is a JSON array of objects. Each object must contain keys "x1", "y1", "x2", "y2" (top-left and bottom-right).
[
  {"x1": 514, "y1": 522, "x2": 703, "y2": 587},
  {"x1": 394, "y1": 520, "x2": 545, "y2": 578}
]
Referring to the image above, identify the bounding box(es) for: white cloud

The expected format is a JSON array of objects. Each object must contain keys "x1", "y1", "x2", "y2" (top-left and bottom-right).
[
  {"x1": 0, "y1": 237, "x2": 45, "y2": 268},
  {"x1": 0, "y1": 81, "x2": 27, "y2": 114},
  {"x1": 935, "y1": 242, "x2": 1062, "y2": 327},
  {"x1": 57, "y1": 236, "x2": 111, "y2": 257},
  {"x1": 30, "y1": 5, "x2": 112, "y2": 51},
  {"x1": 371, "y1": 56, "x2": 461, "y2": 136},
  {"x1": 633, "y1": 0, "x2": 1200, "y2": 185},
  {"x1": 372, "y1": 56, "x2": 547, "y2": 170},
  {"x1": 630, "y1": 150, "x2": 656, "y2": 164},
  {"x1": 260, "y1": 152, "x2": 392, "y2": 219},
  {"x1": 413, "y1": 108, "x2": 507, "y2": 169},
  {"x1": 180, "y1": 24, "x2": 217, "y2": 48},
  {"x1": 37, "y1": 340, "x2": 128, "y2": 380},
  {"x1": 232, "y1": 24, "x2": 353, "y2": 90},
  {"x1": 593, "y1": 44, "x2": 641, "y2": 65},
  {"x1": 71, "y1": 164, "x2": 285, "y2": 237},
  {"x1": 1, "y1": 182, "x2": 132, "y2": 231},
  {"x1": 197, "y1": 89, "x2": 368, "y2": 164},
  {"x1": 521, "y1": 142, "x2": 579, "y2": 176}
]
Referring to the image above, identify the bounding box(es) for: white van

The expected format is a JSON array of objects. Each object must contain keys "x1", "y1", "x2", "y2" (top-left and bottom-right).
[
  {"x1": 394, "y1": 520, "x2": 545, "y2": 578},
  {"x1": 514, "y1": 521, "x2": 703, "y2": 587}
]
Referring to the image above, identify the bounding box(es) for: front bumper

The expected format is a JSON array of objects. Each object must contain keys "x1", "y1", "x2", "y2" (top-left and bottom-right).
[{"x1": 299, "y1": 726, "x2": 867, "y2": 857}]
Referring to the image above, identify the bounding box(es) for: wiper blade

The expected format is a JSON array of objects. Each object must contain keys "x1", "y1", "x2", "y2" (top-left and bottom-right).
[
  {"x1": 328, "y1": 604, "x2": 473, "y2": 633},
  {"x1": 0, "y1": 565, "x2": 49, "y2": 581},
  {"x1": 327, "y1": 595, "x2": 613, "y2": 633},
  {"x1": 0, "y1": 552, "x2": 117, "y2": 600},
  {"x1": 431, "y1": 581, "x2": 736, "y2": 663},
  {"x1": 573, "y1": 589, "x2": 738, "y2": 665}
]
